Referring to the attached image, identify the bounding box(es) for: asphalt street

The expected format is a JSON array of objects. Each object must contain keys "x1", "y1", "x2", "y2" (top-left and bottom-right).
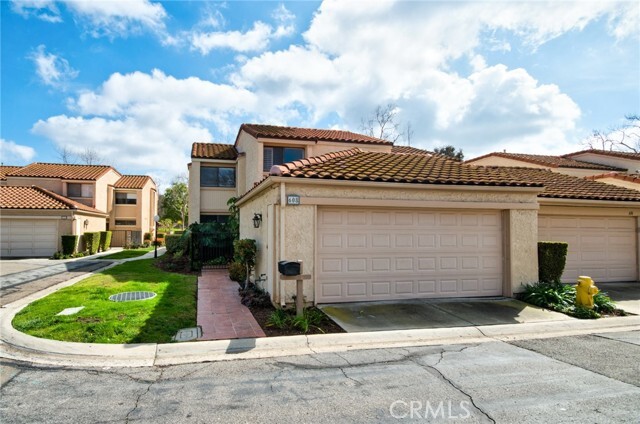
[{"x1": 1, "y1": 331, "x2": 638, "y2": 423}]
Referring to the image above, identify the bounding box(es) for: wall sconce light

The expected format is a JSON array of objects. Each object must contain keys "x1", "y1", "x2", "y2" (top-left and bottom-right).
[
  {"x1": 83, "y1": 219, "x2": 89, "y2": 228},
  {"x1": 253, "y1": 213, "x2": 262, "y2": 228}
]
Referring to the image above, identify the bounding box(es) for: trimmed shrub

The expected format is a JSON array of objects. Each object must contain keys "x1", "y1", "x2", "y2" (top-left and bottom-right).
[
  {"x1": 143, "y1": 232, "x2": 152, "y2": 241},
  {"x1": 83, "y1": 232, "x2": 101, "y2": 255},
  {"x1": 99, "y1": 231, "x2": 112, "y2": 252},
  {"x1": 228, "y1": 262, "x2": 246, "y2": 283},
  {"x1": 538, "y1": 242, "x2": 568, "y2": 283},
  {"x1": 61, "y1": 235, "x2": 79, "y2": 255},
  {"x1": 165, "y1": 234, "x2": 186, "y2": 254}
]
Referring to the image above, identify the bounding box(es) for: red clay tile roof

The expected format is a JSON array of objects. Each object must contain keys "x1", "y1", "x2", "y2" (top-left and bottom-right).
[
  {"x1": 270, "y1": 148, "x2": 542, "y2": 188},
  {"x1": 465, "y1": 152, "x2": 622, "y2": 170},
  {"x1": 191, "y1": 143, "x2": 238, "y2": 160},
  {"x1": 564, "y1": 149, "x2": 640, "y2": 161},
  {"x1": 391, "y1": 146, "x2": 433, "y2": 156},
  {"x1": 484, "y1": 167, "x2": 640, "y2": 201},
  {"x1": 240, "y1": 123, "x2": 392, "y2": 145},
  {"x1": 0, "y1": 166, "x2": 22, "y2": 180},
  {"x1": 7, "y1": 163, "x2": 117, "y2": 180},
  {"x1": 585, "y1": 172, "x2": 640, "y2": 184},
  {"x1": 114, "y1": 175, "x2": 153, "y2": 189},
  {"x1": 0, "y1": 186, "x2": 106, "y2": 213}
]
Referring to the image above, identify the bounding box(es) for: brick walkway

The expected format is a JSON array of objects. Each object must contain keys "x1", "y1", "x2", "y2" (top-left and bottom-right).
[{"x1": 197, "y1": 269, "x2": 266, "y2": 341}]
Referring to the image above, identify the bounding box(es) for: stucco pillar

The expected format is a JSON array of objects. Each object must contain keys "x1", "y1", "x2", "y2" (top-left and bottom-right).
[
  {"x1": 188, "y1": 162, "x2": 200, "y2": 225},
  {"x1": 283, "y1": 205, "x2": 316, "y2": 304},
  {"x1": 507, "y1": 209, "x2": 539, "y2": 295}
]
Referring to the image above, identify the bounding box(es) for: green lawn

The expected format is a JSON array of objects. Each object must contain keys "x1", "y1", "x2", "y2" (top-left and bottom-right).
[
  {"x1": 98, "y1": 247, "x2": 154, "y2": 260},
  {"x1": 12, "y1": 259, "x2": 196, "y2": 344}
]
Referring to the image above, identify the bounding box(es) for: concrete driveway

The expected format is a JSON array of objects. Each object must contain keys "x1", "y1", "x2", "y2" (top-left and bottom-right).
[
  {"x1": 598, "y1": 282, "x2": 640, "y2": 315},
  {"x1": 319, "y1": 297, "x2": 572, "y2": 333}
]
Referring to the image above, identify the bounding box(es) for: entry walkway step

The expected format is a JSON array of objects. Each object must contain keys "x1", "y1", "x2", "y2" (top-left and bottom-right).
[{"x1": 196, "y1": 269, "x2": 266, "y2": 341}]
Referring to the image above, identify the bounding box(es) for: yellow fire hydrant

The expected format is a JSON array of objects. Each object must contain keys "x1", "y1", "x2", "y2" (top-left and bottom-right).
[{"x1": 576, "y1": 276, "x2": 599, "y2": 309}]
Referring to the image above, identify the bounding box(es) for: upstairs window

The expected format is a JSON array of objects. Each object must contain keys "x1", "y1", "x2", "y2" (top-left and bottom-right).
[
  {"x1": 115, "y1": 219, "x2": 136, "y2": 226},
  {"x1": 201, "y1": 215, "x2": 229, "y2": 223},
  {"x1": 263, "y1": 147, "x2": 304, "y2": 172},
  {"x1": 67, "y1": 183, "x2": 93, "y2": 198},
  {"x1": 115, "y1": 192, "x2": 137, "y2": 205},
  {"x1": 201, "y1": 167, "x2": 236, "y2": 187}
]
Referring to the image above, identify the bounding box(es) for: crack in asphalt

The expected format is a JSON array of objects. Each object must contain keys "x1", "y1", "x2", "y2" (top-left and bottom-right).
[
  {"x1": 125, "y1": 368, "x2": 164, "y2": 423},
  {"x1": 404, "y1": 346, "x2": 495, "y2": 423}
]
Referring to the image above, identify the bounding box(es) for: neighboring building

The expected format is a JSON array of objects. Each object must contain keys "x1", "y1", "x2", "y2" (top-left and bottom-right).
[
  {"x1": 188, "y1": 124, "x2": 393, "y2": 225},
  {"x1": 585, "y1": 173, "x2": 640, "y2": 190},
  {"x1": 109, "y1": 175, "x2": 158, "y2": 246},
  {"x1": 464, "y1": 152, "x2": 624, "y2": 177},
  {"x1": 0, "y1": 163, "x2": 157, "y2": 256},
  {"x1": 0, "y1": 186, "x2": 107, "y2": 257},
  {"x1": 190, "y1": 125, "x2": 640, "y2": 307},
  {"x1": 563, "y1": 149, "x2": 640, "y2": 173}
]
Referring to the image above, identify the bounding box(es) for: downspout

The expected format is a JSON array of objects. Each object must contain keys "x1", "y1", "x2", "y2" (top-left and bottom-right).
[{"x1": 279, "y1": 181, "x2": 286, "y2": 307}]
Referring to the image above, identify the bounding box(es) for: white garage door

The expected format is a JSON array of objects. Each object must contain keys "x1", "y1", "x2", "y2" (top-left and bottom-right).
[
  {"x1": 538, "y1": 216, "x2": 637, "y2": 283},
  {"x1": 317, "y1": 208, "x2": 503, "y2": 303},
  {"x1": 0, "y1": 219, "x2": 59, "y2": 257}
]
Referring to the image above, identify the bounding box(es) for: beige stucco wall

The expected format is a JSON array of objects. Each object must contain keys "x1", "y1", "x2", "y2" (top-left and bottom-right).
[
  {"x1": 239, "y1": 185, "x2": 279, "y2": 296},
  {"x1": 507, "y1": 209, "x2": 539, "y2": 294},
  {"x1": 200, "y1": 188, "x2": 236, "y2": 213},
  {"x1": 5, "y1": 177, "x2": 63, "y2": 192},
  {"x1": 236, "y1": 131, "x2": 262, "y2": 193},
  {"x1": 556, "y1": 168, "x2": 608, "y2": 178},
  {"x1": 93, "y1": 170, "x2": 121, "y2": 212},
  {"x1": 569, "y1": 153, "x2": 639, "y2": 172},
  {"x1": 592, "y1": 177, "x2": 640, "y2": 191},
  {"x1": 286, "y1": 182, "x2": 536, "y2": 204},
  {"x1": 188, "y1": 162, "x2": 200, "y2": 225},
  {"x1": 239, "y1": 179, "x2": 541, "y2": 305}
]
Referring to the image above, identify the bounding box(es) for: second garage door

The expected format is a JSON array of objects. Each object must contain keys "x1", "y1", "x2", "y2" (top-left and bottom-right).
[
  {"x1": 538, "y1": 216, "x2": 637, "y2": 283},
  {"x1": 316, "y1": 208, "x2": 503, "y2": 303},
  {"x1": 0, "y1": 219, "x2": 59, "y2": 258}
]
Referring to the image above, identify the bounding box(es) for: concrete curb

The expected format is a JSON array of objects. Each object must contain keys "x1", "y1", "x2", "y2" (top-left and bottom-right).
[{"x1": 2, "y1": 257, "x2": 639, "y2": 368}]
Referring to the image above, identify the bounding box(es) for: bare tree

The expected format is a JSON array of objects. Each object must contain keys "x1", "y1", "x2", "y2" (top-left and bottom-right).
[
  {"x1": 78, "y1": 148, "x2": 104, "y2": 165},
  {"x1": 56, "y1": 146, "x2": 76, "y2": 164},
  {"x1": 584, "y1": 115, "x2": 640, "y2": 152},
  {"x1": 360, "y1": 103, "x2": 404, "y2": 143},
  {"x1": 404, "y1": 121, "x2": 414, "y2": 146}
]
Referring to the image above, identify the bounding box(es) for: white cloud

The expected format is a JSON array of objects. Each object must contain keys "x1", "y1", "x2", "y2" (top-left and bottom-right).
[
  {"x1": 10, "y1": 0, "x2": 62, "y2": 23},
  {"x1": 229, "y1": 0, "x2": 635, "y2": 154},
  {"x1": 64, "y1": 0, "x2": 167, "y2": 39},
  {"x1": 28, "y1": 45, "x2": 78, "y2": 88},
  {"x1": 190, "y1": 4, "x2": 296, "y2": 54},
  {"x1": 11, "y1": 0, "x2": 168, "y2": 39},
  {"x1": 191, "y1": 22, "x2": 274, "y2": 54},
  {"x1": 32, "y1": 69, "x2": 257, "y2": 179},
  {"x1": 0, "y1": 139, "x2": 36, "y2": 164}
]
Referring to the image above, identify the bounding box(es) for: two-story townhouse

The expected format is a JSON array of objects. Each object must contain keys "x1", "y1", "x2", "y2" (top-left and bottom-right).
[
  {"x1": 191, "y1": 124, "x2": 640, "y2": 308},
  {"x1": 188, "y1": 124, "x2": 394, "y2": 224},
  {"x1": 108, "y1": 175, "x2": 158, "y2": 245},
  {"x1": 0, "y1": 163, "x2": 157, "y2": 256}
]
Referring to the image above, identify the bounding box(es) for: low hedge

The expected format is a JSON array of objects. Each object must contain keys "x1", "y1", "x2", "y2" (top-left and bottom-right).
[
  {"x1": 538, "y1": 241, "x2": 568, "y2": 283},
  {"x1": 83, "y1": 232, "x2": 101, "y2": 255},
  {"x1": 165, "y1": 234, "x2": 186, "y2": 254},
  {"x1": 99, "y1": 231, "x2": 112, "y2": 252},
  {"x1": 61, "y1": 235, "x2": 79, "y2": 255}
]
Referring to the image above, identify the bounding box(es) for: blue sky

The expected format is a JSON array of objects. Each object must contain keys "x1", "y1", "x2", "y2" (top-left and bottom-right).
[{"x1": 1, "y1": 0, "x2": 638, "y2": 189}]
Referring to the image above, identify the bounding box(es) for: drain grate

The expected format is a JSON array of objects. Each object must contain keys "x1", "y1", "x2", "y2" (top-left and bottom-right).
[{"x1": 109, "y1": 291, "x2": 157, "y2": 302}]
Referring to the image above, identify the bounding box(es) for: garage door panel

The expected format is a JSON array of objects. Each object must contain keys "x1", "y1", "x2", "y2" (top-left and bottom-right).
[
  {"x1": 538, "y1": 216, "x2": 636, "y2": 283},
  {"x1": 1, "y1": 219, "x2": 58, "y2": 257},
  {"x1": 317, "y1": 208, "x2": 503, "y2": 302}
]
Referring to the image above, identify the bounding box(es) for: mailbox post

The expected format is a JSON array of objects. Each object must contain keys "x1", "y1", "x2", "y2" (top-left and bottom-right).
[{"x1": 279, "y1": 260, "x2": 312, "y2": 317}]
